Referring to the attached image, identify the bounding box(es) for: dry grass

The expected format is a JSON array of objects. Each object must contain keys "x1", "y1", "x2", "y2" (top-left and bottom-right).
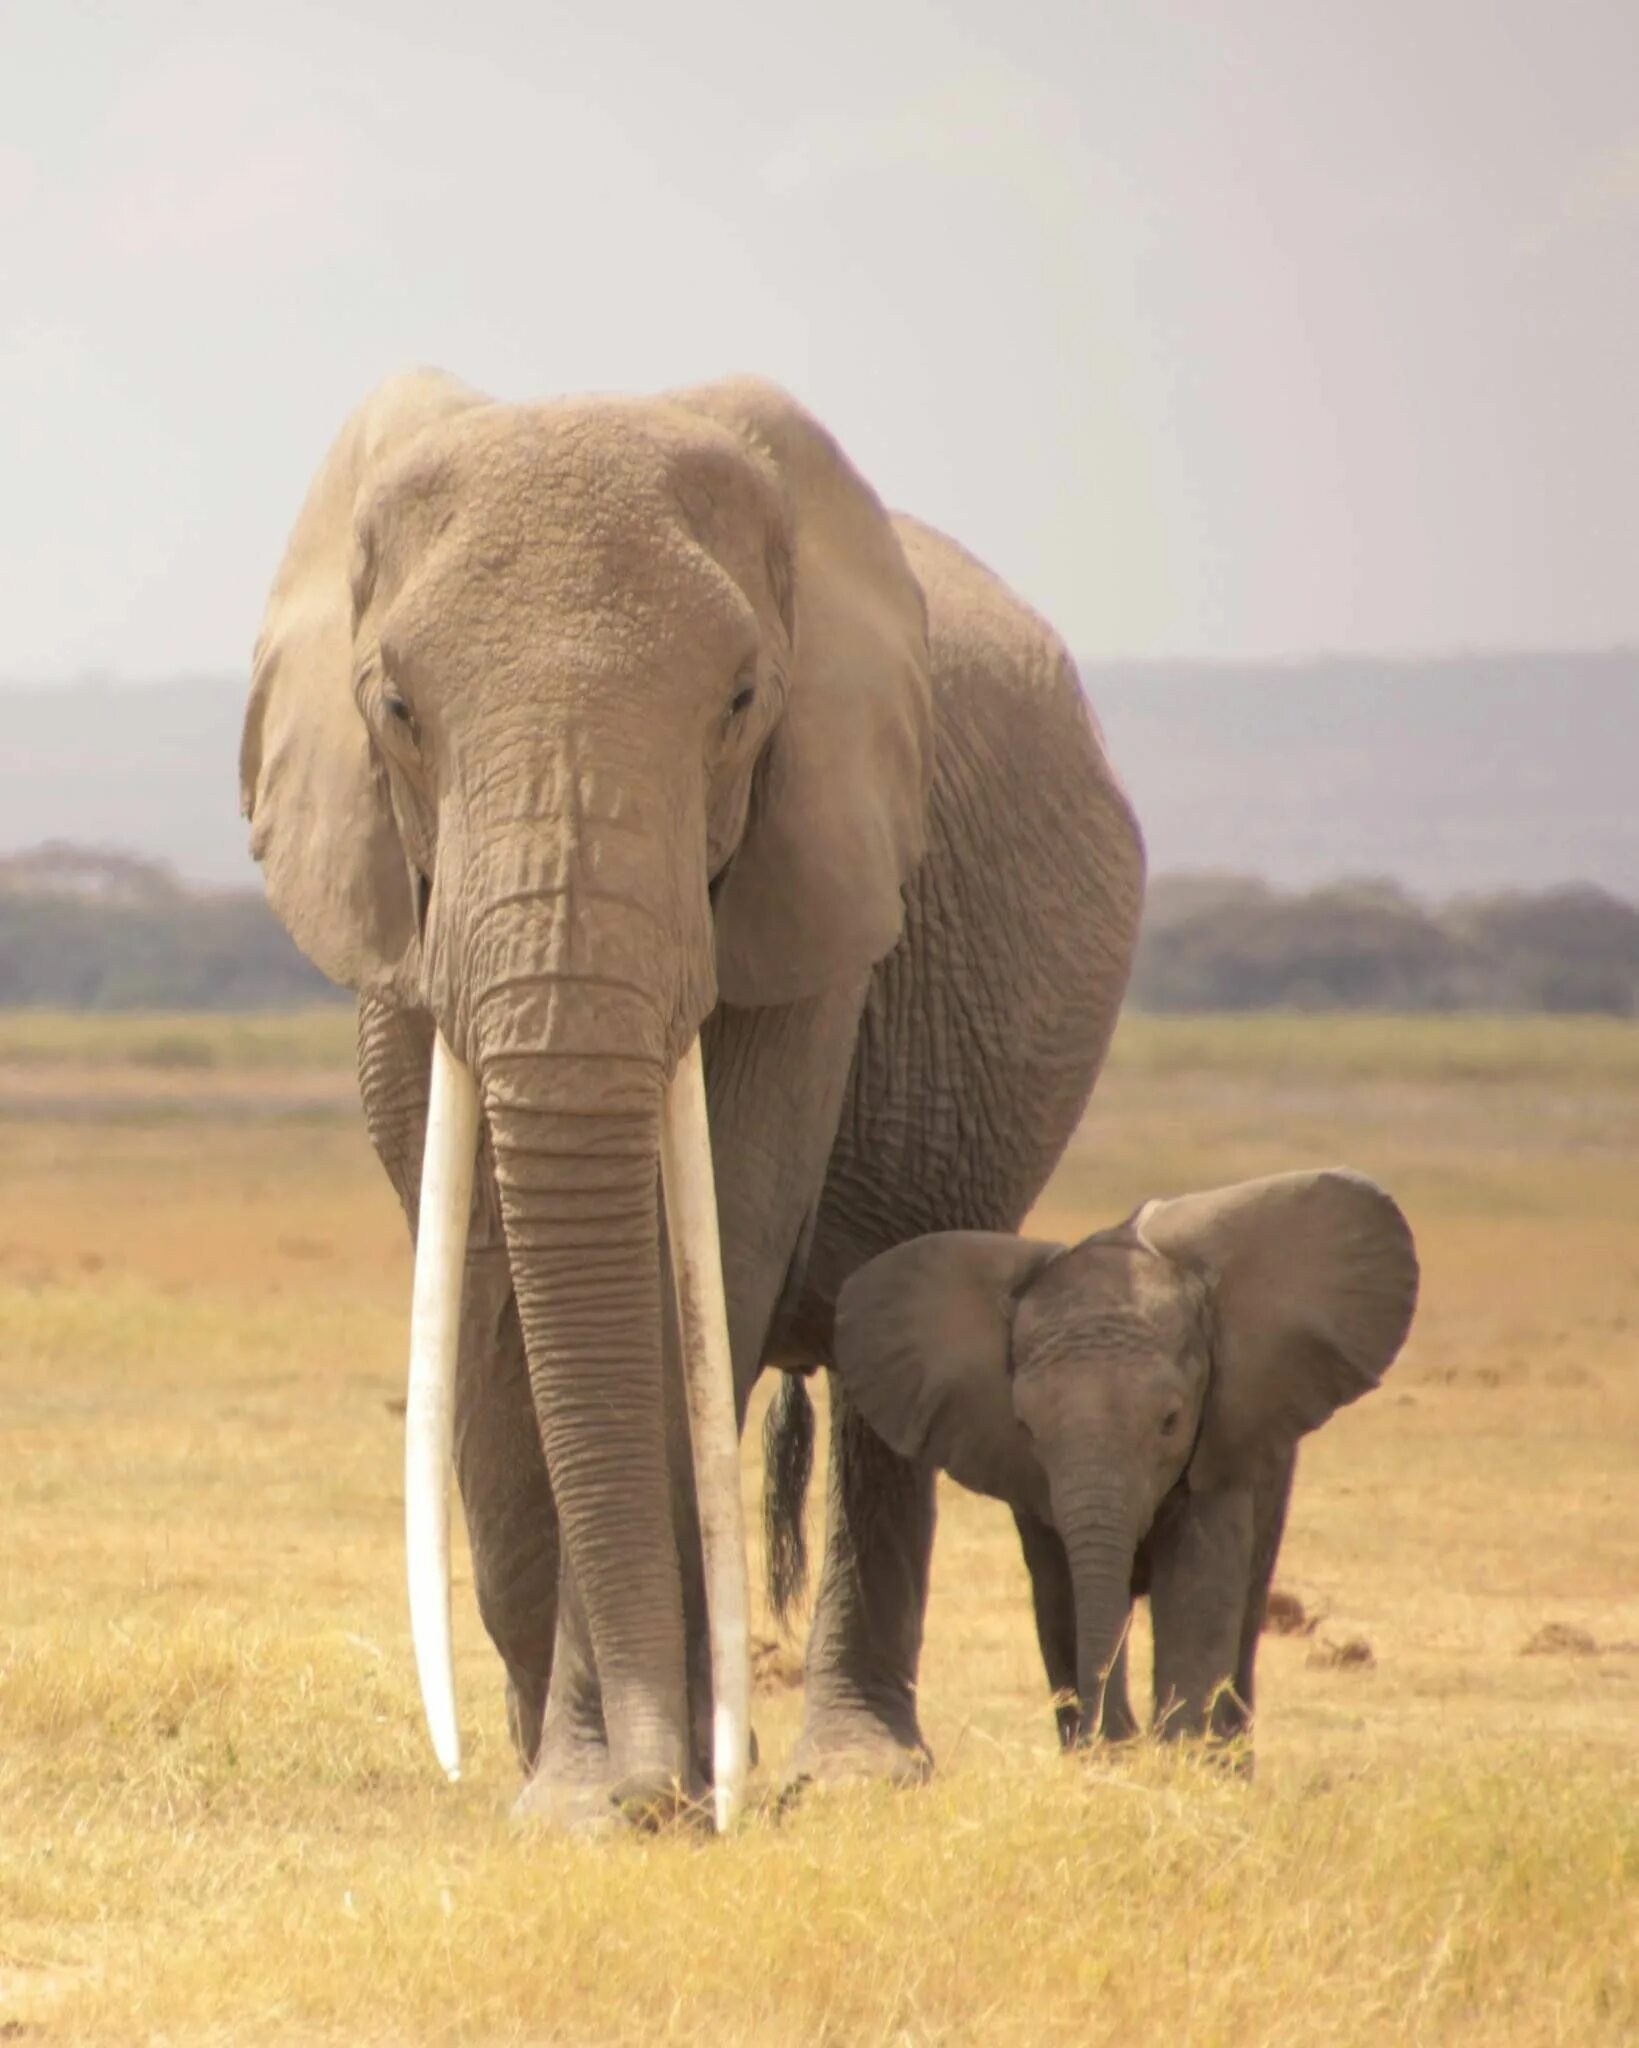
[
  {"x1": 0, "y1": 1008, "x2": 356, "y2": 1072},
  {"x1": 2, "y1": 1013, "x2": 1636, "y2": 2044}
]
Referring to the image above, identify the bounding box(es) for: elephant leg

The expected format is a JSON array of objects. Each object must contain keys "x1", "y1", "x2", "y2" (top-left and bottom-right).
[
  {"x1": 357, "y1": 997, "x2": 559, "y2": 1771},
  {"x1": 686, "y1": 994, "x2": 864, "y2": 1778},
  {"x1": 1015, "y1": 1510, "x2": 1078, "y2": 1744},
  {"x1": 1222, "y1": 1446, "x2": 1297, "y2": 1742},
  {"x1": 787, "y1": 1387, "x2": 936, "y2": 1786},
  {"x1": 1016, "y1": 1510, "x2": 1079, "y2": 1746},
  {"x1": 1147, "y1": 1484, "x2": 1255, "y2": 1748},
  {"x1": 700, "y1": 992, "x2": 866, "y2": 1410},
  {"x1": 1100, "y1": 1634, "x2": 1139, "y2": 1742},
  {"x1": 528, "y1": 1552, "x2": 610, "y2": 1788},
  {"x1": 455, "y1": 1242, "x2": 559, "y2": 1773}
]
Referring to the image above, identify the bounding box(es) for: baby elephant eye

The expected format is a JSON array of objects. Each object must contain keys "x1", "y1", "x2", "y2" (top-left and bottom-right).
[
  {"x1": 1158, "y1": 1406, "x2": 1183, "y2": 1439},
  {"x1": 728, "y1": 682, "x2": 757, "y2": 717}
]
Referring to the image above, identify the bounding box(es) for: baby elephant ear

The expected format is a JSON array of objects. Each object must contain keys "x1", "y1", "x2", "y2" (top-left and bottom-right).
[
  {"x1": 833, "y1": 1233, "x2": 1061, "y2": 1516},
  {"x1": 1136, "y1": 1170, "x2": 1419, "y2": 1492}
]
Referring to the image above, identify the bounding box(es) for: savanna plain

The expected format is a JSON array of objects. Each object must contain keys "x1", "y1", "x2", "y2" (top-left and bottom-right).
[{"x1": 2, "y1": 1010, "x2": 1635, "y2": 2045}]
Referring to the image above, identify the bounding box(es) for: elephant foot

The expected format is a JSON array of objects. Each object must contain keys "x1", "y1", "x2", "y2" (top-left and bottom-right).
[
  {"x1": 1193, "y1": 1735, "x2": 1256, "y2": 1781},
  {"x1": 1058, "y1": 1692, "x2": 1141, "y2": 1749},
  {"x1": 782, "y1": 1708, "x2": 932, "y2": 1801},
  {"x1": 511, "y1": 1760, "x2": 709, "y2": 1837},
  {"x1": 1152, "y1": 1717, "x2": 1257, "y2": 1780}
]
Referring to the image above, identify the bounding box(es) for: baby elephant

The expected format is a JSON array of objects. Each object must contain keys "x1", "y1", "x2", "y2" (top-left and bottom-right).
[{"x1": 834, "y1": 1169, "x2": 1418, "y2": 1753}]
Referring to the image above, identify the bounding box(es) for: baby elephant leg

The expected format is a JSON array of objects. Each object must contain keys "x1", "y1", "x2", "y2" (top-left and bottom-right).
[
  {"x1": 1221, "y1": 1446, "x2": 1298, "y2": 1740},
  {"x1": 1147, "y1": 1484, "x2": 1256, "y2": 1745}
]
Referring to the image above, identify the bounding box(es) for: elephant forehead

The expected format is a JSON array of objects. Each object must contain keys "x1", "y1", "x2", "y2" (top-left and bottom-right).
[
  {"x1": 377, "y1": 398, "x2": 779, "y2": 552},
  {"x1": 1016, "y1": 1240, "x2": 1207, "y2": 1368},
  {"x1": 363, "y1": 402, "x2": 779, "y2": 659}
]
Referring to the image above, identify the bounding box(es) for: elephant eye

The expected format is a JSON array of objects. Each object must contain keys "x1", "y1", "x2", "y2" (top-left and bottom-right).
[
  {"x1": 728, "y1": 682, "x2": 756, "y2": 717},
  {"x1": 1158, "y1": 1405, "x2": 1183, "y2": 1439},
  {"x1": 382, "y1": 687, "x2": 419, "y2": 742}
]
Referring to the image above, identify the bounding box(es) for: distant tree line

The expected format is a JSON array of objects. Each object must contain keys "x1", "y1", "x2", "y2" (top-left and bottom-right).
[
  {"x1": 0, "y1": 846, "x2": 336, "y2": 1010},
  {"x1": 3, "y1": 846, "x2": 1638, "y2": 1016},
  {"x1": 1134, "y1": 873, "x2": 1639, "y2": 1016}
]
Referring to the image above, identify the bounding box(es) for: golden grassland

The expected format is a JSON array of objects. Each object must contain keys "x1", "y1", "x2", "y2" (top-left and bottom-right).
[{"x1": 1, "y1": 1011, "x2": 1635, "y2": 2045}]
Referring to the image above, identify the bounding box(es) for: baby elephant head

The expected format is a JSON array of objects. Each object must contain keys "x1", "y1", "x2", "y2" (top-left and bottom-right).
[{"x1": 834, "y1": 1169, "x2": 1418, "y2": 1741}]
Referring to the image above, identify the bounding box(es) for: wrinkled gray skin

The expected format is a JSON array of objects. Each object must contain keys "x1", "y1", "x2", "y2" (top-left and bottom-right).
[
  {"x1": 832, "y1": 1171, "x2": 1418, "y2": 1754},
  {"x1": 242, "y1": 372, "x2": 1143, "y2": 1825}
]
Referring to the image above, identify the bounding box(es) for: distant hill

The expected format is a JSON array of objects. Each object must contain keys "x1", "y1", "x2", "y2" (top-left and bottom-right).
[
  {"x1": 1, "y1": 675, "x2": 252, "y2": 887},
  {"x1": 1087, "y1": 650, "x2": 1637, "y2": 899},
  {"x1": 0, "y1": 650, "x2": 1634, "y2": 896}
]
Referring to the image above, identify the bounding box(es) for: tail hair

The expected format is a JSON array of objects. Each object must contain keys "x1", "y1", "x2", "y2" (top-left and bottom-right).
[{"x1": 762, "y1": 1372, "x2": 816, "y2": 1630}]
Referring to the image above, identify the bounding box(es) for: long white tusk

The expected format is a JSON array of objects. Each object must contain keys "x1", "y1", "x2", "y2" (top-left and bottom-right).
[
  {"x1": 405, "y1": 1027, "x2": 480, "y2": 1783},
  {"x1": 658, "y1": 1034, "x2": 751, "y2": 1834}
]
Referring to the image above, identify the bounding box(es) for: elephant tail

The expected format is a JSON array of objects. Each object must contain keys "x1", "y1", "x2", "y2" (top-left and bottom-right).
[{"x1": 762, "y1": 1371, "x2": 815, "y2": 1630}]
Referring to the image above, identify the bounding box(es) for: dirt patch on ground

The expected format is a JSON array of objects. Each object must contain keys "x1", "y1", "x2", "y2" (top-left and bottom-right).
[
  {"x1": 1307, "y1": 1635, "x2": 1377, "y2": 1672},
  {"x1": 1522, "y1": 1621, "x2": 1601, "y2": 1657},
  {"x1": 1263, "y1": 1588, "x2": 1319, "y2": 1636}
]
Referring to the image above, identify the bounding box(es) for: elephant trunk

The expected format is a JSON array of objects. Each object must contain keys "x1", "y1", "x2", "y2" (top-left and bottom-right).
[
  {"x1": 481, "y1": 1029, "x2": 686, "y2": 1784},
  {"x1": 402, "y1": 785, "x2": 748, "y2": 1824},
  {"x1": 1051, "y1": 1466, "x2": 1141, "y2": 1745}
]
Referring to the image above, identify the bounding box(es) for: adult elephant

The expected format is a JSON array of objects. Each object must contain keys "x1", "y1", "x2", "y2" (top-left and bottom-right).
[{"x1": 241, "y1": 370, "x2": 1143, "y2": 1830}]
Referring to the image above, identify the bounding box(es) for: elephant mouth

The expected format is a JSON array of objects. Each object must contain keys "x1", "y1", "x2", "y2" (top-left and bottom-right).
[{"x1": 401, "y1": 1026, "x2": 752, "y2": 1830}]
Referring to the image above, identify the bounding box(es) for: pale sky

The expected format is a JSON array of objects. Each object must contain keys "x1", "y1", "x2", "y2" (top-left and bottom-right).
[{"x1": 3, "y1": 0, "x2": 1636, "y2": 681}]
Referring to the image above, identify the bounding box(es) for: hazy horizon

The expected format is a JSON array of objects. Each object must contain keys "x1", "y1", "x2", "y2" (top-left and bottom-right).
[
  {"x1": 6, "y1": 654, "x2": 1633, "y2": 899},
  {"x1": 6, "y1": 636, "x2": 1639, "y2": 696},
  {"x1": 4, "y1": 0, "x2": 1637, "y2": 682}
]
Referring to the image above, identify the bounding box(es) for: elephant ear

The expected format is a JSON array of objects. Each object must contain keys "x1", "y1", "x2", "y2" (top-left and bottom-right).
[
  {"x1": 833, "y1": 1232, "x2": 1061, "y2": 1516},
  {"x1": 239, "y1": 370, "x2": 484, "y2": 994},
  {"x1": 674, "y1": 379, "x2": 934, "y2": 1007},
  {"x1": 1135, "y1": 1170, "x2": 1419, "y2": 1492}
]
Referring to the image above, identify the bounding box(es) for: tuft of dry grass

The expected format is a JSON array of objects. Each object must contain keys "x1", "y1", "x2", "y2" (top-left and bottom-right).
[{"x1": 2, "y1": 1012, "x2": 1637, "y2": 2044}]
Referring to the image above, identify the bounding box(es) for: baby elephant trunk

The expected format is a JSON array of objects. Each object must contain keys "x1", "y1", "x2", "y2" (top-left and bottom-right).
[{"x1": 1050, "y1": 1465, "x2": 1141, "y2": 1742}]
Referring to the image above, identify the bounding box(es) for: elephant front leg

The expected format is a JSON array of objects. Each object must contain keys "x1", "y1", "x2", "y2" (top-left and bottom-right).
[
  {"x1": 788, "y1": 1387, "x2": 936, "y2": 1788},
  {"x1": 1225, "y1": 1447, "x2": 1297, "y2": 1740},
  {"x1": 454, "y1": 1244, "x2": 560, "y2": 1774},
  {"x1": 516, "y1": 1551, "x2": 614, "y2": 1821},
  {"x1": 1016, "y1": 1510, "x2": 1079, "y2": 1747},
  {"x1": 1147, "y1": 1484, "x2": 1256, "y2": 1753}
]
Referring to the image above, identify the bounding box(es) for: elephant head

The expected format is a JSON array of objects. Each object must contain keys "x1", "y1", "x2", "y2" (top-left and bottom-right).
[
  {"x1": 242, "y1": 372, "x2": 934, "y2": 1818},
  {"x1": 832, "y1": 1169, "x2": 1418, "y2": 1742}
]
